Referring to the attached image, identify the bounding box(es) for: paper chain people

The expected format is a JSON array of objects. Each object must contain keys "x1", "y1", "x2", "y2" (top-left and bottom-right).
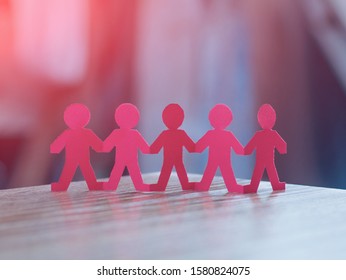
[
  {"x1": 150, "y1": 104, "x2": 195, "y2": 191},
  {"x1": 50, "y1": 104, "x2": 104, "y2": 191},
  {"x1": 103, "y1": 103, "x2": 151, "y2": 192},
  {"x1": 50, "y1": 103, "x2": 287, "y2": 193}
]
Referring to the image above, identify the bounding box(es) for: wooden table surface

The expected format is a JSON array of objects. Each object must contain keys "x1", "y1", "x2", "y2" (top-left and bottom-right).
[{"x1": 1, "y1": 173, "x2": 346, "y2": 260}]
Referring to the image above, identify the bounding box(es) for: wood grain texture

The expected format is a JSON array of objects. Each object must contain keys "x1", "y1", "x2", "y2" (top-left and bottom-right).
[{"x1": 0, "y1": 173, "x2": 346, "y2": 259}]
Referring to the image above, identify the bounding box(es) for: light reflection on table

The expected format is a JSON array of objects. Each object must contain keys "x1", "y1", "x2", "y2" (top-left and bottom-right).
[{"x1": 0, "y1": 174, "x2": 346, "y2": 259}]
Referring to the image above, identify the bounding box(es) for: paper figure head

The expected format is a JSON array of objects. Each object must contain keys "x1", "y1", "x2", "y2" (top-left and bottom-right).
[
  {"x1": 258, "y1": 104, "x2": 276, "y2": 130},
  {"x1": 162, "y1": 103, "x2": 184, "y2": 129},
  {"x1": 64, "y1": 103, "x2": 90, "y2": 129},
  {"x1": 209, "y1": 104, "x2": 233, "y2": 129},
  {"x1": 115, "y1": 103, "x2": 140, "y2": 129}
]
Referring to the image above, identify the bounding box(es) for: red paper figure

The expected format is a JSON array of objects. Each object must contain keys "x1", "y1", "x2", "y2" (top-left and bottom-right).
[
  {"x1": 50, "y1": 103, "x2": 103, "y2": 191},
  {"x1": 103, "y1": 103, "x2": 150, "y2": 191},
  {"x1": 243, "y1": 104, "x2": 287, "y2": 193},
  {"x1": 150, "y1": 104, "x2": 195, "y2": 191},
  {"x1": 194, "y1": 104, "x2": 244, "y2": 192}
]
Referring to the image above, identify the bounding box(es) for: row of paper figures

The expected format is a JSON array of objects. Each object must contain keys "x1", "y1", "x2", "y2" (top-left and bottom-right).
[{"x1": 50, "y1": 103, "x2": 287, "y2": 194}]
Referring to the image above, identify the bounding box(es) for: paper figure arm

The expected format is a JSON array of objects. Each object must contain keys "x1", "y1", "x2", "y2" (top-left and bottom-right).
[
  {"x1": 150, "y1": 133, "x2": 164, "y2": 154},
  {"x1": 103, "y1": 131, "x2": 116, "y2": 152},
  {"x1": 244, "y1": 134, "x2": 257, "y2": 155},
  {"x1": 274, "y1": 131, "x2": 287, "y2": 154},
  {"x1": 87, "y1": 129, "x2": 103, "y2": 152},
  {"x1": 136, "y1": 131, "x2": 150, "y2": 154},
  {"x1": 231, "y1": 134, "x2": 244, "y2": 155},
  {"x1": 182, "y1": 132, "x2": 195, "y2": 152},
  {"x1": 195, "y1": 132, "x2": 210, "y2": 153},
  {"x1": 50, "y1": 130, "x2": 69, "y2": 154}
]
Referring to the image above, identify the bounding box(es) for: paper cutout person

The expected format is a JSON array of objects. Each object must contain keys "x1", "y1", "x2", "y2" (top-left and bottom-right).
[
  {"x1": 194, "y1": 104, "x2": 244, "y2": 192},
  {"x1": 243, "y1": 104, "x2": 287, "y2": 193},
  {"x1": 150, "y1": 104, "x2": 195, "y2": 191},
  {"x1": 103, "y1": 103, "x2": 150, "y2": 191},
  {"x1": 50, "y1": 103, "x2": 103, "y2": 191}
]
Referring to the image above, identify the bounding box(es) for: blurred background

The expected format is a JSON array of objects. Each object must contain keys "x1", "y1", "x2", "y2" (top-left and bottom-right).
[{"x1": 0, "y1": 0, "x2": 346, "y2": 189}]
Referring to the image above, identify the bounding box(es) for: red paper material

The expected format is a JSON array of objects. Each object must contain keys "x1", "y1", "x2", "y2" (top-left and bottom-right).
[
  {"x1": 103, "y1": 103, "x2": 150, "y2": 191},
  {"x1": 150, "y1": 104, "x2": 195, "y2": 191},
  {"x1": 194, "y1": 104, "x2": 244, "y2": 192},
  {"x1": 243, "y1": 104, "x2": 287, "y2": 193},
  {"x1": 51, "y1": 102, "x2": 287, "y2": 194},
  {"x1": 50, "y1": 103, "x2": 103, "y2": 191}
]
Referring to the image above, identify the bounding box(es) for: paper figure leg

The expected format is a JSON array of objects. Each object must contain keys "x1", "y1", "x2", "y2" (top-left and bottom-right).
[
  {"x1": 151, "y1": 161, "x2": 173, "y2": 191},
  {"x1": 80, "y1": 161, "x2": 103, "y2": 191},
  {"x1": 175, "y1": 162, "x2": 194, "y2": 190},
  {"x1": 220, "y1": 164, "x2": 243, "y2": 193},
  {"x1": 52, "y1": 162, "x2": 78, "y2": 191},
  {"x1": 195, "y1": 162, "x2": 218, "y2": 191},
  {"x1": 128, "y1": 163, "x2": 150, "y2": 192},
  {"x1": 244, "y1": 164, "x2": 265, "y2": 193},
  {"x1": 266, "y1": 163, "x2": 285, "y2": 191},
  {"x1": 104, "y1": 163, "x2": 125, "y2": 191}
]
